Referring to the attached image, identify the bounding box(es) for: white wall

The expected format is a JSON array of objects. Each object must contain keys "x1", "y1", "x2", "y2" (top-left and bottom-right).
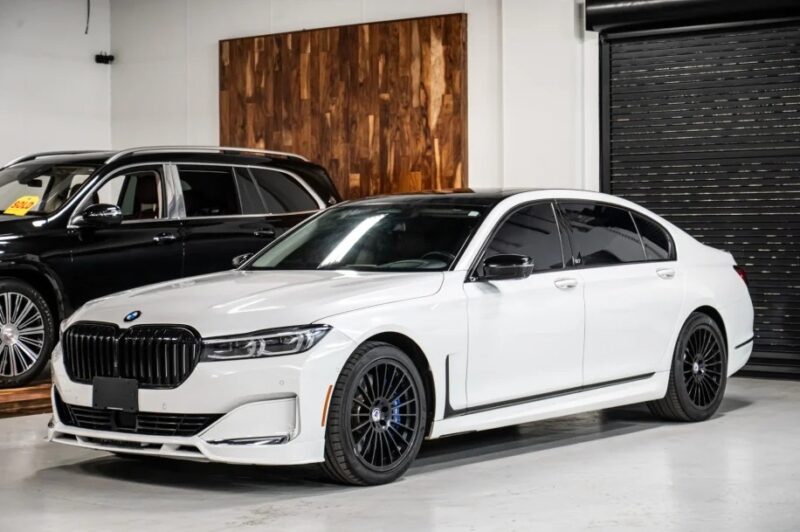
[
  {"x1": 0, "y1": 0, "x2": 112, "y2": 164},
  {"x1": 108, "y1": 0, "x2": 595, "y2": 190}
]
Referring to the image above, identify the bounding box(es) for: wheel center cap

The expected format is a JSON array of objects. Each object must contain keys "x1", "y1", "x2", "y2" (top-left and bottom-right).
[
  {"x1": 370, "y1": 407, "x2": 382, "y2": 422},
  {"x1": 1, "y1": 324, "x2": 18, "y2": 345},
  {"x1": 692, "y1": 361, "x2": 700, "y2": 374}
]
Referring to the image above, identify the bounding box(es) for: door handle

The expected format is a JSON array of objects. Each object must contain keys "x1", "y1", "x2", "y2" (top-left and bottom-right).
[
  {"x1": 253, "y1": 227, "x2": 276, "y2": 238},
  {"x1": 554, "y1": 278, "x2": 579, "y2": 290},
  {"x1": 656, "y1": 268, "x2": 676, "y2": 280},
  {"x1": 152, "y1": 232, "x2": 178, "y2": 244}
]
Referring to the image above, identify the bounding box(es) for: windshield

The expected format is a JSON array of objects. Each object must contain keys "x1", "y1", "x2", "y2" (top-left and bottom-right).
[
  {"x1": 249, "y1": 204, "x2": 486, "y2": 272},
  {"x1": 0, "y1": 163, "x2": 97, "y2": 216}
]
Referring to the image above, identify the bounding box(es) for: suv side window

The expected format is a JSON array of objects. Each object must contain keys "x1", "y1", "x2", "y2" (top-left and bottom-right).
[
  {"x1": 482, "y1": 202, "x2": 565, "y2": 274},
  {"x1": 94, "y1": 169, "x2": 163, "y2": 220},
  {"x1": 633, "y1": 212, "x2": 673, "y2": 261},
  {"x1": 178, "y1": 165, "x2": 242, "y2": 217},
  {"x1": 249, "y1": 168, "x2": 318, "y2": 214},
  {"x1": 559, "y1": 202, "x2": 645, "y2": 266}
]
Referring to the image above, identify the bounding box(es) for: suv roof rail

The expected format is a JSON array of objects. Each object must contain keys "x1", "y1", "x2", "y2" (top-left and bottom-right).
[
  {"x1": 3, "y1": 150, "x2": 98, "y2": 168},
  {"x1": 105, "y1": 146, "x2": 309, "y2": 164}
]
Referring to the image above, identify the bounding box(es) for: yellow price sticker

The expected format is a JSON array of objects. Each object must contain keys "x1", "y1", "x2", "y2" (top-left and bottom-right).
[{"x1": 4, "y1": 195, "x2": 40, "y2": 216}]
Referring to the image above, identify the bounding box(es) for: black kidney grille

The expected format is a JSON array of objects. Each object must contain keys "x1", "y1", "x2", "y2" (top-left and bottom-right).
[
  {"x1": 54, "y1": 391, "x2": 220, "y2": 437},
  {"x1": 63, "y1": 322, "x2": 200, "y2": 389}
]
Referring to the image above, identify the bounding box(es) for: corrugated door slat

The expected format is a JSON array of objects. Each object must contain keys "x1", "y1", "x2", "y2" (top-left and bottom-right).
[{"x1": 606, "y1": 23, "x2": 800, "y2": 378}]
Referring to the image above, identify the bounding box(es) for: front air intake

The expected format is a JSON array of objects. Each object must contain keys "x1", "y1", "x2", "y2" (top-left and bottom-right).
[{"x1": 63, "y1": 322, "x2": 201, "y2": 389}]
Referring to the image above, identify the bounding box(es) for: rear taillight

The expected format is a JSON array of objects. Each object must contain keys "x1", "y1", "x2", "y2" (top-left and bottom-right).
[{"x1": 733, "y1": 265, "x2": 749, "y2": 287}]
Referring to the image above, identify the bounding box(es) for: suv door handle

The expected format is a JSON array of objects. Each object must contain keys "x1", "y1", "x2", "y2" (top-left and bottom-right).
[
  {"x1": 153, "y1": 232, "x2": 178, "y2": 244},
  {"x1": 554, "y1": 278, "x2": 579, "y2": 290},
  {"x1": 656, "y1": 268, "x2": 676, "y2": 280},
  {"x1": 253, "y1": 227, "x2": 276, "y2": 238}
]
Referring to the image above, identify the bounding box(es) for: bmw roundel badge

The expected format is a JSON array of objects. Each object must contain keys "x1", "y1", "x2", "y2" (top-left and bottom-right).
[{"x1": 124, "y1": 310, "x2": 142, "y2": 322}]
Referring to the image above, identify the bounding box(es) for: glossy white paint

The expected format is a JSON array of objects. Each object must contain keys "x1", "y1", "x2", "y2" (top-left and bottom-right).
[{"x1": 49, "y1": 190, "x2": 755, "y2": 466}]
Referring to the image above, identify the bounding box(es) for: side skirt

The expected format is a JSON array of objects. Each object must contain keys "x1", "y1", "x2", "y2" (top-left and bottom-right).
[{"x1": 430, "y1": 371, "x2": 668, "y2": 439}]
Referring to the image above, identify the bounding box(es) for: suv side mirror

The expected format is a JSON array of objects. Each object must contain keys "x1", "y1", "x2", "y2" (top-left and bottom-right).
[
  {"x1": 75, "y1": 204, "x2": 123, "y2": 227},
  {"x1": 232, "y1": 253, "x2": 253, "y2": 268},
  {"x1": 481, "y1": 254, "x2": 534, "y2": 281}
]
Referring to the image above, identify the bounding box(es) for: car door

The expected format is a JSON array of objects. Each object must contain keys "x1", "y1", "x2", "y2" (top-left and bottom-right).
[
  {"x1": 463, "y1": 201, "x2": 584, "y2": 408},
  {"x1": 177, "y1": 164, "x2": 321, "y2": 277},
  {"x1": 558, "y1": 201, "x2": 684, "y2": 385},
  {"x1": 66, "y1": 164, "x2": 183, "y2": 306}
]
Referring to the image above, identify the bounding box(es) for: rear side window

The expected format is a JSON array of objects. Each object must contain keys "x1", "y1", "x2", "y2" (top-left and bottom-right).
[
  {"x1": 482, "y1": 202, "x2": 564, "y2": 273},
  {"x1": 178, "y1": 165, "x2": 241, "y2": 217},
  {"x1": 559, "y1": 202, "x2": 645, "y2": 266},
  {"x1": 633, "y1": 212, "x2": 672, "y2": 261},
  {"x1": 249, "y1": 168, "x2": 318, "y2": 214}
]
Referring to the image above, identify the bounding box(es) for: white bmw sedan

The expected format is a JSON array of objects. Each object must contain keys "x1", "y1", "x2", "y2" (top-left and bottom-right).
[{"x1": 48, "y1": 189, "x2": 754, "y2": 485}]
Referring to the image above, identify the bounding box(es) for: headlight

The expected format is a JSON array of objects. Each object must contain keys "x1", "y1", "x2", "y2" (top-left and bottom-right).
[{"x1": 200, "y1": 325, "x2": 331, "y2": 361}]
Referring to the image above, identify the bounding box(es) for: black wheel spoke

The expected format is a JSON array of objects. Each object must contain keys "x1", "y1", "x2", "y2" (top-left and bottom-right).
[
  {"x1": 681, "y1": 325, "x2": 723, "y2": 408},
  {"x1": 347, "y1": 359, "x2": 420, "y2": 471}
]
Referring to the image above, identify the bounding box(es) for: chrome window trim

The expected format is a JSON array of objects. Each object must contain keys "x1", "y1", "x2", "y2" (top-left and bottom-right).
[
  {"x1": 170, "y1": 162, "x2": 325, "y2": 214},
  {"x1": 67, "y1": 163, "x2": 176, "y2": 229}
]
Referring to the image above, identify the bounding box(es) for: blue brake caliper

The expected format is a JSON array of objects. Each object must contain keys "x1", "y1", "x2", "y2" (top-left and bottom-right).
[{"x1": 390, "y1": 398, "x2": 401, "y2": 426}]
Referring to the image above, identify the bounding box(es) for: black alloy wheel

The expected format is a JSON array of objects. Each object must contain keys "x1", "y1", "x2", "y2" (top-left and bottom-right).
[
  {"x1": 0, "y1": 278, "x2": 56, "y2": 388},
  {"x1": 648, "y1": 312, "x2": 727, "y2": 422},
  {"x1": 323, "y1": 341, "x2": 427, "y2": 485}
]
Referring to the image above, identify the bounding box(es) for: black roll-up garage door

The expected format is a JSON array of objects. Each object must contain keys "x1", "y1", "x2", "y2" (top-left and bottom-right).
[{"x1": 602, "y1": 22, "x2": 800, "y2": 378}]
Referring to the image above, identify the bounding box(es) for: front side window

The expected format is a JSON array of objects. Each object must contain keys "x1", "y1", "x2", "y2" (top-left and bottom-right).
[
  {"x1": 559, "y1": 202, "x2": 645, "y2": 266},
  {"x1": 481, "y1": 202, "x2": 564, "y2": 275},
  {"x1": 249, "y1": 204, "x2": 486, "y2": 272},
  {"x1": 0, "y1": 164, "x2": 97, "y2": 216},
  {"x1": 633, "y1": 212, "x2": 673, "y2": 261},
  {"x1": 94, "y1": 169, "x2": 163, "y2": 220},
  {"x1": 178, "y1": 165, "x2": 242, "y2": 217}
]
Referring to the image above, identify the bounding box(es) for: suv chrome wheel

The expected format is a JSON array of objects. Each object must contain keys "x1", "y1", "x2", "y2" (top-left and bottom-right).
[{"x1": 0, "y1": 292, "x2": 45, "y2": 379}]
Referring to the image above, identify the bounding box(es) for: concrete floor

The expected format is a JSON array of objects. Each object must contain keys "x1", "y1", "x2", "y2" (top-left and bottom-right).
[{"x1": 1, "y1": 377, "x2": 798, "y2": 532}]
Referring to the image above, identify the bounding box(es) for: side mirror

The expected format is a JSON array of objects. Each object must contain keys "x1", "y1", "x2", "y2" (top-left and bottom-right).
[
  {"x1": 75, "y1": 204, "x2": 123, "y2": 227},
  {"x1": 481, "y1": 254, "x2": 534, "y2": 281},
  {"x1": 232, "y1": 253, "x2": 253, "y2": 268}
]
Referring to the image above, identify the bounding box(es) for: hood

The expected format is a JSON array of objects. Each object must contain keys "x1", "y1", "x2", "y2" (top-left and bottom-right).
[{"x1": 70, "y1": 270, "x2": 445, "y2": 337}]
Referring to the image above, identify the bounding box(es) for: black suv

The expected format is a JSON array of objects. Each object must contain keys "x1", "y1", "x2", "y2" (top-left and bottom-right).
[{"x1": 0, "y1": 146, "x2": 340, "y2": 387}]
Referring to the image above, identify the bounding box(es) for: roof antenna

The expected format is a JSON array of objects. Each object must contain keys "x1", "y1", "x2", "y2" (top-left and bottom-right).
[{"x1": 84, "y1": 0, "x2": 91, "y2": 35}]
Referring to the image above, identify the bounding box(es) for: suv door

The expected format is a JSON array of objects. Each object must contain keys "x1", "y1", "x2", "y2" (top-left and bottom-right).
[
  {"x1": 176, "y1": 164, "x2": 321, "y2": 276},
  {"x1": 66, "y1": 164, "x2": 183, "y2": 306},
  {"x1": 558, "y1": 201, "x2": 684, "y2": 385},
  {"x1": 463, "y1": 201, "x2": 584, "y2": 408}
]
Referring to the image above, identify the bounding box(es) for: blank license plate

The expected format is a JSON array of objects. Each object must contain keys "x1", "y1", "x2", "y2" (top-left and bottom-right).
[{"x1": 92, "y1": 377, "x2": 139, "y2": 413}]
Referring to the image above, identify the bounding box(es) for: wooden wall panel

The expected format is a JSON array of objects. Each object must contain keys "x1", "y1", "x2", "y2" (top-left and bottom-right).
[{"x1": 219, "y1": 14, "x2": 468, "y2": 199}]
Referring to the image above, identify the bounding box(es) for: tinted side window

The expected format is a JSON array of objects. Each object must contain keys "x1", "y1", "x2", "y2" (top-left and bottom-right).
[
  {"x1": 559, "y1": 202, "x2": 645, "y2": 266},
  {"x1": 633, "y1": 212, "x2": 672, "y2": 261},
  {"x1": 249, "y1": 168, "x2": 318, "y2": 213},
  {"x1": 483, "y1": 202, "x2": 564, "y2": 273},
  {"x1": 178, "y1": 165, "x2": 241, "y2": 217},
  {"x1": 95, "y1": 169, "x2": 163, "y2": 220}
]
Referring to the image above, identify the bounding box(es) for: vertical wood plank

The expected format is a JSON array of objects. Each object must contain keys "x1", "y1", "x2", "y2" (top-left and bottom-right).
[{"x1": 219, "y1": 14, "x2": 468, "y2": 199}]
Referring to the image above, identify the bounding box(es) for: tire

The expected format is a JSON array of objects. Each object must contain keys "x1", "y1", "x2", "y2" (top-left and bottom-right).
[
  {"x1": 0, "y1": 278, "x2": 56, "y2": 388},
  {"x1": 322, "y1": 341, "x2": 427, "y2": 485},
  {"x1": 648, "y1": 312, "x2": 727, "y2": 422}
]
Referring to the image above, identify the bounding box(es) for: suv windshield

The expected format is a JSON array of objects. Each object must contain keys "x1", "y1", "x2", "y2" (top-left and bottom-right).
[
  {"x1": 249, "y1": 204, "x2": 486, "y2": 272},
  {"x1": 0, "y1": 163, "x2": 97, "y2": 216}
]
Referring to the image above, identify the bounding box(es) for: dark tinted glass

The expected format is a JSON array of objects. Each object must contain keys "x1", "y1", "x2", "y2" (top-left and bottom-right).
[
  {"x1": 178, "y1": 165, "x2": 241, "y2": 217},
  {"x1": 250, "y1": 168, "x2": 318, "y2": 213},
  {"x1": 483, "y1": 202, "x2": 564, "y2": 273},
  {"x1": 633, "y1": 212, "x2": 671, "y2": 260},
  {"x1": 559, "y1": 202, "x2": 645, "y2": 266},
  {"x1": 250, "y1": 204, "x2": 485, "y2": 271},
  {"x1": 234, "y1": 168, "x2": 266, "y2": 214}
]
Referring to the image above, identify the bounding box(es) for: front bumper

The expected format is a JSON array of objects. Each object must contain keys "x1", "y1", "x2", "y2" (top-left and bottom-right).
[{"x1": 47, "y1": 329, "x2": 356, "y2": 465}]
